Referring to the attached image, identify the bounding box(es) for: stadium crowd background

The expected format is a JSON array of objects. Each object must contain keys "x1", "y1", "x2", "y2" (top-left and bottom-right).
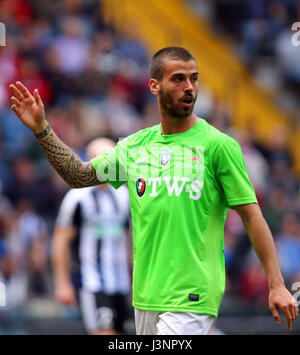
[{"x1": 0, "y1": 0, "x2": 299, "y2": 334}]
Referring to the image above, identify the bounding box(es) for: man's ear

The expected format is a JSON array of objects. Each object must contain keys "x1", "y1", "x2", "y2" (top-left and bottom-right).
[{"x1": 149, "y1": 79, "x2": 160, "y2": 95}]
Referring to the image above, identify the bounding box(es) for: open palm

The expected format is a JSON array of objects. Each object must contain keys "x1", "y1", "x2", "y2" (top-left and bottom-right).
[{"x1": 9, "y1": 81, "x2": 46, "y2": 133}]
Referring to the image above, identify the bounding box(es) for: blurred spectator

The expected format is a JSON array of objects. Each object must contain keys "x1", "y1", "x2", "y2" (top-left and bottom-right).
[
  {"x1": 0, "y1": 246, "x2": 28, "y2": 308},
  {"x1": 98, "y1": 81, "x2": 143, "y2": 137},
  {"x1": 208, "y1": 97, "x2": 232, "y2": 134},
  {"x1": 238, "y1": 260, "x2": 269, "y2": 310},
  {"x1": 276, "y1": 28, "x2": 300, "y2": 92},
  {"x1": 0, "y1": 37, "x2": 19, "y2": 109},
  {"x1": 0, "y1": 0, "x2": 33, "y2": 28},
  {"x1": 275, "y1": 212, "x2": 300, "y2": 286},
  {"x1": 41, "y1": 48, "x2": 67, "y2": 105},
  {"x1": 240, "y1": 1, "x2": 288, "y2": 63},
  {"x1": 27, "y1": 233, "x2": 51, "y2": 297},
  {"x1": 50, "y1": 16, "x2": 91, "y2": 76},
  {"x1": 209, "y1": 0, "x2": 300, "y2": 113},
  {"x1": 265, "y1": 126, "x2": 293, "y2": 169},
  {"x1": 17, "y1": 57, "x2": 53, "y2": 105},
  {"x1": 115, "y1": 23, "x2": 149, "y2": 73},
  {"x1": 234, "y1": 128, "x2": 269, "y2": 202},
  {"x1": 0, "y1": 109, "x2": 32, "y2": 159},
  {"x1": 262, "y1": 184, "x2": 290, "y2": 234},
  {"x1": 92, "y1": 30, "x2": 121, "y2": 76},
  {"x1": 6, "y1": 157, "x2": 45, "y2": 211}
]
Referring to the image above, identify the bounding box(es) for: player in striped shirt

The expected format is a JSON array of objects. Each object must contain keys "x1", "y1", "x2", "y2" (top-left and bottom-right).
[{"x1": 52, "y1": 138, "x2": 131, "y2": 334}]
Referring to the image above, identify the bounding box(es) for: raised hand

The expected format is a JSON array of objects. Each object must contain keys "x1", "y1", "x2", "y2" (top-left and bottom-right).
[
  {"x1": 9, "y1": 81, "x2": 100, "y2": 188},
  {"x1": 9, "y1": 81, "x2": 48, "y2": 134}
]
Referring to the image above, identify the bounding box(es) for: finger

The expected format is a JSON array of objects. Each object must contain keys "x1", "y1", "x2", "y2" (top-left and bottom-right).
[
  {"x1": 16, "y1": 81, "x2": 32, "y2": 98},
  {"x1": 286, "y1": 318, "x2": 292, "y2": 331},
  {"x1": 10, "y1": 96, "x2": 21, "y2": 107},
  {"x1": 295, "y1": 304, "x2": 299, "y2": 318},
  {"x1": 34, "y1": 89, "x2": 42, "y2": 106},
  {"x1": 291, "y1": 303, "x2": 299, "y2": 320},
  {"x1": 11, "y1": 104, "x2": 21, "y2": 116},
  {"x1": 9, "y1": 84, "x2": 24, "y2": 101},
  {"x1": 289, "y1": 304, "x2": 296, "y2": 321},
  {"x1": 282, "y1": 307, "x2": 293, "y2": 330},
  {"x1": 270, "y1": 305, "x2": 281, "y2": 325},
  {"x1": 292, "y1": 297, "x2": 299, "y2": 318}
]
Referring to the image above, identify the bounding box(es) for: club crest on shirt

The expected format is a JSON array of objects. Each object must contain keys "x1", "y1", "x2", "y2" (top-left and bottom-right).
[
  {"x1": 160, "y1": 148, "x2": 172, "y2": 166},
  {"x1": 136, "y1": 178, "x2": 146, "y2": 197}
]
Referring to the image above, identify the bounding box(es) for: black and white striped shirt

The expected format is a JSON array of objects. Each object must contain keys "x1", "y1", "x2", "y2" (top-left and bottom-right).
[{"x1": 55, "y1": 185, "x2": 131, "y2": 295}]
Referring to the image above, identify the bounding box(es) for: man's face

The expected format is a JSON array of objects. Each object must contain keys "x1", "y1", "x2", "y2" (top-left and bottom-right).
[{"x1": 150, "y1": 59, "x2": 199, "y2": 118}]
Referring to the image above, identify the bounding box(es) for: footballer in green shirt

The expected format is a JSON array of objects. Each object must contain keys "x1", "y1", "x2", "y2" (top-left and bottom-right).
[
  {"x1": 9, "y1": 47, "x2": 298, "y2": 335},
  {"x1": 91, "y1": 118, "x2": 257, "y2": 319}
]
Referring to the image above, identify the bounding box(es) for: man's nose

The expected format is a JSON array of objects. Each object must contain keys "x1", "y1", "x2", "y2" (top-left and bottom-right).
[{"x1": 184, "y1": 80, "x2": 193, "y2": 92}]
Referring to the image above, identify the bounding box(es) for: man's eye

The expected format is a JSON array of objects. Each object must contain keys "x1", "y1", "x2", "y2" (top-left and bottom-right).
[{"x1": 191, "y1": 77, "x2": 198, "y2": 82}]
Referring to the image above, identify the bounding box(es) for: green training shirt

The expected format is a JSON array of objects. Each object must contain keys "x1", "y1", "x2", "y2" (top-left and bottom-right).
[{"x1": 91, "y1": 118, "x2": 257, "y2": 317}]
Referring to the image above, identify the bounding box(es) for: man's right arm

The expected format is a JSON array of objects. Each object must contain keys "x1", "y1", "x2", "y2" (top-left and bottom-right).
[
  {"x1": 9, "y1": 81, "x2": 101, "y2": 188},
  {"x1": 35, "y1": 124, "x2": 100, "y2": 188}
]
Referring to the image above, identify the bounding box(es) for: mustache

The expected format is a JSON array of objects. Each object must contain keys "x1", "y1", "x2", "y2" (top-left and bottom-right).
[{"x1": 180, "y1": 92, "x2": 196, "y2": 101}]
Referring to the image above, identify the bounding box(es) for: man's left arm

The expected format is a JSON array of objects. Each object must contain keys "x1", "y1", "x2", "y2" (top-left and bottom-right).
[{"x1": 234, "y1": 203, "x2": 299, "y2": 331}]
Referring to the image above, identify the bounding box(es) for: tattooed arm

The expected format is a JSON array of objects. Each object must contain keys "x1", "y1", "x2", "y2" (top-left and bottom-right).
[
  {"x1": 35, "y1": 125, "x2": 100, "y2": 187},
  {"x1": 9, "y1": 81, "x2": 100, "y2": 188}
]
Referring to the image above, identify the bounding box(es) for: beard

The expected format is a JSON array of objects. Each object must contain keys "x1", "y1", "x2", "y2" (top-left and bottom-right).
[{"x1": 158, "y1": 87, "x2": 196, "y2": 118}]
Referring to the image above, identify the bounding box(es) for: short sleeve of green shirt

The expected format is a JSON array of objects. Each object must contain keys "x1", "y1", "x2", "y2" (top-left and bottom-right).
[
  {"x1": 90, "y1": 137, "x2": 128, "y2": 189},
  {"x1": 215, "y1": 138, "x2": 258, "y2": 207}
]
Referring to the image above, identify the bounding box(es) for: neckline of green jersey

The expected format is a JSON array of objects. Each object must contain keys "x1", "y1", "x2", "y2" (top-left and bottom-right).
[{"x1": 158, "y1": 118, "x2": 202, "y2": 138}]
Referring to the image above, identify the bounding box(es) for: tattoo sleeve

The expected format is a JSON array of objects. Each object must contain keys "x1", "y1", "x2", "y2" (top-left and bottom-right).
[{"x1": 35, "y1": 124, "x2": 101, "y2": 188}]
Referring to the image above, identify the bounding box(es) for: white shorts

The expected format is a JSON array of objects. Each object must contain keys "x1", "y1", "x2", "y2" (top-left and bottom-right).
[{"x1": 134, "y1": 309, "x2": 215, "y2": 335}]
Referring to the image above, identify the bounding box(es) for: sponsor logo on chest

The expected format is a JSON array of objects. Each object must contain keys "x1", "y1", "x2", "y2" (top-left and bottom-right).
[
  {"x1": 135, "y1": 176, "x2": 203, "y2": 200},
  {"x1": 136, "y1": 177, "x2": 147, "y2": 197},
  {"x1": 134, "y1": 146, "x2": 205, "y2": 200}
]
